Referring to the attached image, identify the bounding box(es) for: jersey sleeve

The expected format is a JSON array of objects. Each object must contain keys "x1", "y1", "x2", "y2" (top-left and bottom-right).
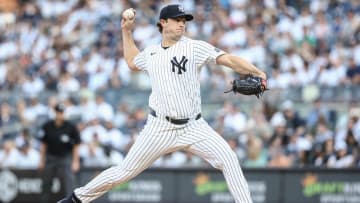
[
  {"x1": 133, "y1": 50, "x2": 147, "y2": 71},
  {"x1": 193, "y1": 40, "x2": 226, "y2": 66}
]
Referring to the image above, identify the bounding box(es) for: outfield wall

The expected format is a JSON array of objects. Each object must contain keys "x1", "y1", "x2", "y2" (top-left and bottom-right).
[{"x1": 0, "y1": 168, "x2": 359, "y2": 203}]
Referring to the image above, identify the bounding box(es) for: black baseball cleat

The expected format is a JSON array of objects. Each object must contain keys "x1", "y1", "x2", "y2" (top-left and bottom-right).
[{"x1": 57, "y1": 192, "x2": 81, "y2": 203}]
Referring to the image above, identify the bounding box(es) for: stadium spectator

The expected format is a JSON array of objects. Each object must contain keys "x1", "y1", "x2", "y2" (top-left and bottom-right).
[
  {"x1": 94, "y1": 94, "x2": 114, "y2": 121},
  {"x1": 268, "y1": 137, "x2": 293, "y2": 168},
  {"x1": 281, "y1": 100, "x2": 306, "y2": 132},
  {"x1": 104, "y1": 120, "x2": 129, "y2": 153},
  {"x1": 306, "y1": 98, "x2": 331, "y2": 132},
  {"x1": 153, "y1": 151, "x2": 188, "y2": 168},
  {"x1": 79, "y1": 140, "x2": 108, "y2": 168},
  {"x1": 0, "y1": 102, "x2": 18, "y2": 139},
  {"x1": 346, "y1": 58, "x2": 360, "y2": 84},
  {"x1": 80, "y1": 116, "x2": 108, "y2": 145},
  {"x1": 0, "y1": 139, "x2": 20, "y2": 168},
  {"x1": 243, "y1": 136, "x2": 268, "y2": 168},
  {"x1": 16, "y1": 140, "x2": 40, "y2": 169},
  {"x1": 327, "y1": 141, "x2": 355, "y2": 168}
]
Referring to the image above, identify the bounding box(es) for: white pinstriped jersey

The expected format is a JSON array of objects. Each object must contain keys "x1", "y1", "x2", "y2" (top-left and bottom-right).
[{"x1": 134, "y1": 36, "x2": 225, "y2": 119}]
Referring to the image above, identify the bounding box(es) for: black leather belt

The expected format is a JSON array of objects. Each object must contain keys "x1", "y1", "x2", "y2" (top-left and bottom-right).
[{"x1": 149, "y1": 107, "x2": 201, "y2": 125}]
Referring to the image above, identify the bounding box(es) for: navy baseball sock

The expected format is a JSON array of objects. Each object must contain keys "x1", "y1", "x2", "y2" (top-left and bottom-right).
[{"x1": 57, "y1": 192, "x2": 81, "y2": 203}]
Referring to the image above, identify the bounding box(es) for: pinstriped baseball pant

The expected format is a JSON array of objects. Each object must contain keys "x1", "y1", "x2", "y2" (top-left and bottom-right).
[{"x1": 74, "y1": 115, "x2": 252, "y2": 203}]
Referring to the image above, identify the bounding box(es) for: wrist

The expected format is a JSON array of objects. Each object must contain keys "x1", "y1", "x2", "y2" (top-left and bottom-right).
[
  {"x1": 258, "y1": 72, "x2": 266, "y2": 79},
  {"x1": 122, "y1": 29, "x2": 132, "y2": 34}
]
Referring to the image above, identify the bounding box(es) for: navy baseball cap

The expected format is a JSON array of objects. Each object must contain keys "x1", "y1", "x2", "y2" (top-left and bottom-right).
[{"x1": 159, "y1": 4, "x2": 193, "y2": 21}]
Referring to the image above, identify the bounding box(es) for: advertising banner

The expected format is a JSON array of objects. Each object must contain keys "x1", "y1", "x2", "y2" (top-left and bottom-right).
[
  {"x1": 177, "y1": 170, "x2": 281, "y2": 203},
  {"x1": 2, "y1": 168, "x2": 360, "y2": 203},
  {"x1": 283, "y1": 171, "x2": 360, "y2": 203},
  {"x1": 0, "y1": 169, "x2": 63, "y2": 203},
  {"x1": 79, "y1": 170, "x2": 176, "y2": 203}
]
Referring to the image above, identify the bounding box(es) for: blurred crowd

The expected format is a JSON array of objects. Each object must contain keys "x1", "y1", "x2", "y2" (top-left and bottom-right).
[
  {"x1": 1, "y1": 96, "x2": 360, "y2": 169},
  {"x1": 0, "y1": 0, "x2": 360, "y2": 169}
]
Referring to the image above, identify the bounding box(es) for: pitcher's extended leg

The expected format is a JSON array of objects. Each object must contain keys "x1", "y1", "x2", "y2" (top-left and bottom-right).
[
  {"x1": 184, "y1": 119, "x2": 252, "y2": 203},
  {"x1": 74, "y1": 118, "x2": 177, "y2": 203}
]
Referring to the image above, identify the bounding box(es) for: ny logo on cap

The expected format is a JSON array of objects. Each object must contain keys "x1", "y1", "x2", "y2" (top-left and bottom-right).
[{"x1": 178, "y1": 5, "x2": 185, "y2": 13}]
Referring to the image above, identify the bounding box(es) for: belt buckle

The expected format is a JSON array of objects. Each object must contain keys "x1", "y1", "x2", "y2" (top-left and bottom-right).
[
  {"x1": 166, "y1": 116, "x2": 176, "y2": 124},
  {"x1": 166, "y1": 116, "x2": 188, "y2": 125},
  {"x1": 167, "y1": 117, "x2": 173, "y2": 123}
]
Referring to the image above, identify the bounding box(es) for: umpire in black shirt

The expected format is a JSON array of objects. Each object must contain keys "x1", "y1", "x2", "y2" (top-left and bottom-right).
[{"x1": 39, "y1": 103, "x2": 81, "y2": 203}]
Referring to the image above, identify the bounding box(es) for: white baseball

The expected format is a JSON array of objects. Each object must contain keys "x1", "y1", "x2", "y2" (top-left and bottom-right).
[{"x1": 123, "y1": 8, "x2": 135, "y2": 20}]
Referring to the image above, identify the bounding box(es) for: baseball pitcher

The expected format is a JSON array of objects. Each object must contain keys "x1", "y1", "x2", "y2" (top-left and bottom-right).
[{"x1": 58, "y1": 4, "x2": 267, "y2": 203}]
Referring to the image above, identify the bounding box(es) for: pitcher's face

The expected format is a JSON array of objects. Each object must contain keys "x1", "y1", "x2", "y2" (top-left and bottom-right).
[{"x1": 162, "y1": 17, "x2": 186, "y2": 39}]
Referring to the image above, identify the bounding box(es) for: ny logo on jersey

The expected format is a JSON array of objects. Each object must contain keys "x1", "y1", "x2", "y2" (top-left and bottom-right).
[{"x1": 171, "y1": 56, "x2": 188, "y2": 74}]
